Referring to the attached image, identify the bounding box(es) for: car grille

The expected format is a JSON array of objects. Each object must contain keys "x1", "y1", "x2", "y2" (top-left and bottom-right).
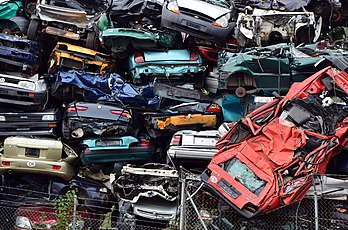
[{"x1": 179, "y1": 7, "x2": 215, "y2": 23}]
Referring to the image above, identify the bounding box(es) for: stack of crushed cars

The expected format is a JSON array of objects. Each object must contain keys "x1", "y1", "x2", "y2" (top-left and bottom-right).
[{"x1": 0, "y1": 0, "x2": 346, "y2": 228}]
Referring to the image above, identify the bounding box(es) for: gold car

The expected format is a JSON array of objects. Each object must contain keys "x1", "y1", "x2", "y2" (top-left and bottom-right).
[
  {"x1": 0, "y1": 136, "x2": 78, "y2": 181},
  {"x1": 48, "y1": 42, "x2": 116, "y2": 74}
]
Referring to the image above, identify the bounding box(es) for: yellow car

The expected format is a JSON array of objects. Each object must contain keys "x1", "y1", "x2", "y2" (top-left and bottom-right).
[
  {"x1": 0, "y1": 136, "x2": 78, "y2": 181},
  {"x1": 48, "y1": 42, "x2": 116, "y2": 74}
]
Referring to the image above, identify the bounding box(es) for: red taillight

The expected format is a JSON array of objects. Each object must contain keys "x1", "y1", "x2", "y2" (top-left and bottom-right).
[
  {"x1": 206, "y1": 103, "x2": 221, "y2": 113},
  {"x1": 66, "y1": 106, "x2": 88, "y2": 112},
  {"x1": 2, "y1": 161, "x2": 10, "y2": 166},
  {"x1": 52, "y1": 165, "x2": 61, "y2": 170},
  {"x1": 137, "y1": 140, "x2": 151, "y2": 146},
  {"x1": 134, "y1": 52, "x2": 145, "y2": 63},
  {"x1": 190, "y1": 51, "x2": 199, "y2": 61},
  {"x1": 28, "y1": 93, "x2": 35, "y2": 97},
  {"x1": 170, "y1": 134, "x2": 182, "y2": 146},
  {"x1": 110, "y1": 110, "x2": 131, "y2": 118}
]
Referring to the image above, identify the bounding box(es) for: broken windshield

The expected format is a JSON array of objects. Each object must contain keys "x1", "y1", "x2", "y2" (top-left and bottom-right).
[
  {"x1": 202, "y1": 0, "x2": 233, "y2": 8},
  {"x1": 226, "y1": 158, "x2": 266, "y2": 195}
]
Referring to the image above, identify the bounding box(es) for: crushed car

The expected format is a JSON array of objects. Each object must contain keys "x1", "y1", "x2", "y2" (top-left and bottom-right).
[
  {"x1": 79, "y1": 135, "x2": 156, "y2": 165},
  {"x1": 0, "y1": 107, "x2": 60, "y2": 137},
  {"x1": 0, "y1": 34, "x2": 40, "y2": 72},
  {"x1": 202, "y1": 66, "x2": 348, "y2": 218},
  {"x1": 97, "y1": 13, "x2": 182, "y2": 57},
  {"x1": 235, "y1": 8, "x2": 321, "y2": 46},
  {"x1": 0, "y1": 72, "x2": 48, "y2": 111},
  {"x1": 27, "y1": 0, "x2": 109, "y2": 48},
  {"x1": 1, "y1": 172, "x2": 115, "y2": 213},
  {"x1": 216, "y1": 43, "x2": 347, "y2": 97},
  {"x1": 0, "y1": 0, "x2": 30, "y2": 35},
  {"x1": 114, "y1": 163, "x2": 178, "y2": 223},
  {"x1": 0, "y1": 137, "x2": 78, "y2": 181},
  {"x1": 62, "y1": 101, "x2": 133, "y2": 140},
  {"x1": 128, "y1": 49, "x2": 205, "y2": 85},
  {"x1": 48, "y1": 42, "x2": 116, "y2": 74},
  {"x1": 48, "y1": 70, "x2": 161, "y2": 109},
  {"x1": 167, "y1": 129, "x2": 220, "y2": 164},
  {"x1": 144, "y1": 102, "x2": 222, "y2": 138},
  {"x1": 161, "y1": 0, "x2": 237, "y2": 43}
]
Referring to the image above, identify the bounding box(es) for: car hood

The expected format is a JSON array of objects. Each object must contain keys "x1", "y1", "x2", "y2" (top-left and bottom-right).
[{"x1": 177, "y1": 0, "x2": 231, "y2": 19}]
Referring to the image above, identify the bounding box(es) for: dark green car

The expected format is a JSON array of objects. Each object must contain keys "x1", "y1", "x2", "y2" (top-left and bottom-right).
[{"x1": 216, "y1": 43, "x2": 347, "y2": 97}]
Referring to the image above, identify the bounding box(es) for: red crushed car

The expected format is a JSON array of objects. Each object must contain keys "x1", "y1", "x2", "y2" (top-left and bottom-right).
[{"x1": 202, "y1": 66, "x2": 348, "y2": 218}]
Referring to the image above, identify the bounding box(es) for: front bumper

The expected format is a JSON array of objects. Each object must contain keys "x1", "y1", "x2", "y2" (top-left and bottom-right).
[
  {"x1": 167, "y1": 146, "x2": 217, "y2": 161},
  {"x1": 152, "y1": 114, "x2": 217, "y2": 130},
  {"x1": 161, "y1": 8, "x2": 234, "y2": 43}
]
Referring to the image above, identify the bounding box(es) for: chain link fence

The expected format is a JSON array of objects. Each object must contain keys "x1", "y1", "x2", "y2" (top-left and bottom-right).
[
  {"x1": 1, "y1": 172, "x2": 348, "y2": 229},
  {"x1": 179, "y1": 171, "x2": 348, "y2": 230}
]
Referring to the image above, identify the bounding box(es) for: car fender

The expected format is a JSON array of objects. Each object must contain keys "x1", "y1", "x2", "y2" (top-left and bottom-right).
[{"x1": 9, "y1": 16, "x2": 29, "y2": 34}]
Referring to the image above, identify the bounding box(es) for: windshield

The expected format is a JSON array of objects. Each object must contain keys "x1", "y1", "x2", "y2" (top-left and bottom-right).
[
  {"x1": 226, "y1": 158, "x2": 266, "y2": 195},
  {"x1": 51, "y1": 0, "x2": 110, "y2": 13},
  {"x1": 202, "y1": 0, "x2": 233, "y2": 8}
]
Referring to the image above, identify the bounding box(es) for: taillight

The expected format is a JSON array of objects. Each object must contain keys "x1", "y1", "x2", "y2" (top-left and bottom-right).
[
  {"x1": 2, "y1": 161, "x2": 10, "y2": 166},
  {"x1": 110, "y1": 110, "x2": 131, "y2": 118},
  {"x1": 206, "y1": 103, "x2": 221, "y2": 113},
  {"x1": 137, "y1": 140, "x2": 151, "y2": 146},
  {"x1": 66, "y1": 106, "x2": 88, "y2": 112},
  {"x1": 52, "y1": 165, "x2": 61, "y2": 170},
  {"x1": 134, "y1": 52, "x2": 145, "y2": 63},
  {"x1": 190, "y1": 50, "x2": 199, "y2": 61},
  {"x1": 170, "y1": 134, "x2": 182, "y2": 146}
]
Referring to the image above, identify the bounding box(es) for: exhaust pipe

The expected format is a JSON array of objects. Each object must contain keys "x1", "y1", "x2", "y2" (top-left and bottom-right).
[{"x1": 71, "y1": 128, "x2": 84, "y2": 138}]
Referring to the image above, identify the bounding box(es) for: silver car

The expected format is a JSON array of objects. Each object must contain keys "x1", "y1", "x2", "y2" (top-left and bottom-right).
[{"x1": 161, "y1": 0, "x2": 236, "y2": 43}]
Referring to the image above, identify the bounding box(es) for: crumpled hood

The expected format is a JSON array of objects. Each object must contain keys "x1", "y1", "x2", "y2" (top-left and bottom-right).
[{"x1": 177, "y1": 0, "x2": 230, "y2": 19}]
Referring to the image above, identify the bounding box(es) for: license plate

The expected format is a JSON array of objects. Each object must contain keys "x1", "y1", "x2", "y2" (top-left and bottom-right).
[
  {"x1": 194, "y1": 137, "x2": 217, "y2": 145},
  {"x1": 186, "y1": 21, "x2": 201, "y2": 30},
  {"x1": 25, "y1": 148, "x2": 40, "y2": 158},
  {"x1": 95, "y1": 140, "x2": 121, "y2": 147}
]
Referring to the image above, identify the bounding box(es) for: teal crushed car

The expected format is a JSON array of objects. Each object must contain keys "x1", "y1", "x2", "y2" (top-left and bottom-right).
[
  {"x1": 79, "y1": 136, "x2": 156, "y2": 164},
  {"x1": 97, "y1": 13, "x2": 182, "y2": 57},
  {"x1": 128, "y1": 49, "x2": 206, "y2": 85},
  {"x1": 216, "y1": 43, "x2": 347, "y2": 97},
  {"x1": 0, "y1": 0, "x2": 29, "y2": 35}
]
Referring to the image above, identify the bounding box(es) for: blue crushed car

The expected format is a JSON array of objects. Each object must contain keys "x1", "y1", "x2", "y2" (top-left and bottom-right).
[
  {"x1": 128, "y1": 49, "x2": 206, "y2": 85},
  {"x1": 47, "y1": 70, "x2": 160, "y2": 109},
  {"x1": 0, "y1": 34, "x2": 40, "y2": 72}
]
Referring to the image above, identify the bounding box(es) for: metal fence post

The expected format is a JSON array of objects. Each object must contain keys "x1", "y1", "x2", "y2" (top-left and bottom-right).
[
  {"x1": 179, "y1": 168, "x2": 186, "y2": 230},
  {"x1": 314, "y1": 190, "x2": 319, "y2": 230},
  {"x1": 73, "y1": 194, "x2": 77, "y2": 230}
]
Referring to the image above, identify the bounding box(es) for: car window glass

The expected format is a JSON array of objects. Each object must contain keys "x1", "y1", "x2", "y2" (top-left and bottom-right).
[
  {"x1": 202, "y1": 0, "x2": 232, "y2": 8},
  {"x1": 226, "y1": 158, "x2": 266, "y2": 195},
  {"x1": 291, "y1": 48, "x2": 310, "y2": 58}
]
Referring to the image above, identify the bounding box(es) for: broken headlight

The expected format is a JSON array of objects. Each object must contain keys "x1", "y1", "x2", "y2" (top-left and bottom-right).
[
  {"x1": 214, "y1": 13, "x2": 230, "y2": 28},
  {"x1": 167, "y1": 0, "x2": 180, "y2": 14},
  {"x1": 15, "y1": 216, "x2": 32, "y2": 229},
  {"x1": 18, "y1": 81, "x2": 36, "y2": 91}
]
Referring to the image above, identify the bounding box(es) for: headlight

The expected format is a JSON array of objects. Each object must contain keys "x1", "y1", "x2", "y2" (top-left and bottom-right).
[
  {"x1": 42, "y1": 115, "x2": 55, "y2": 121},
  {"x1": 0, "y1": 116, "x2": 5, "y2": 121},
  {"x1": 167, "y1": 0, "x2": 180, "y2": 14},
  {"x1": 15, "y1": 216, "x2": 32, "y2": 229},
  {"x1": 18, "y1": 81, "x2": 36, "y2": 91},
  {"x1": 213, "y1": 13, "x2": 230, "y2": 28}
]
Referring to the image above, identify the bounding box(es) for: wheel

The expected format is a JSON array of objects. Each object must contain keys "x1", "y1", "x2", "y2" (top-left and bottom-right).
[
  {"x1": 235, "y1": 87, "x2": 246, "y2": 97},
  {"x1": 2, "y1": 28, "x2": 11, "y2": 35},
  {"x1": 86, "y1": 31, "x2": 97, "y2": 50},
  {"x1": 27, "y1": 19, "x2": 40, "y2": 41}
]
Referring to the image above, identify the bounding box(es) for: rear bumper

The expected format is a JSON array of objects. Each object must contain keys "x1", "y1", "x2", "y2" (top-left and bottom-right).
[
  {"x1": 167, "y1": 147, "x2": 217, "y2": 161},
  {"x1": 81, "y1": 146, "x2": 156, "y2": 164},
  {"x1": 0, "y1": 158, "x2": 75, "y2": 181},
  {"x1": 151, "y1": 114, "x2": 217, "y2": 130},
  {"x1": 0, "y1": 85, "x2": 47, "y2": 108}
]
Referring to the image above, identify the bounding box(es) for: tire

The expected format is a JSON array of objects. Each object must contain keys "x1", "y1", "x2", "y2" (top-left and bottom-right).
[
  {"x1": 86, "y1": 31, "x2": 97, "y2": 50},
  {"x1": 27, "y1": 19, "x2": 40, "y2": 41}
]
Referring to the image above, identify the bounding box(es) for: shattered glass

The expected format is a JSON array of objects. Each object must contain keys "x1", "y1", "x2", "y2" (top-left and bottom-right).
[{"x1": 226, "y1": 158, "x2": 266, "y2": 195}]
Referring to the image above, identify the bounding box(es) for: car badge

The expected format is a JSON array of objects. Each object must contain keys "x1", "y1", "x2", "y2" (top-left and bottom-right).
[
  {"x1": 0, "y1": 78, "x2": 5, "y2": 83},
  {"x1": 210, "y1": 176, "x2": 218, "y2": 183},
  {"x1": 194, "y1": 15, "x2": 199, "y2": 19},
  {"x1": 98, "y1": 105, "x2": 102, "y2": 109},
  {"x1": 27, "y1": 161, "x2": 36, "y2": 168}
]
